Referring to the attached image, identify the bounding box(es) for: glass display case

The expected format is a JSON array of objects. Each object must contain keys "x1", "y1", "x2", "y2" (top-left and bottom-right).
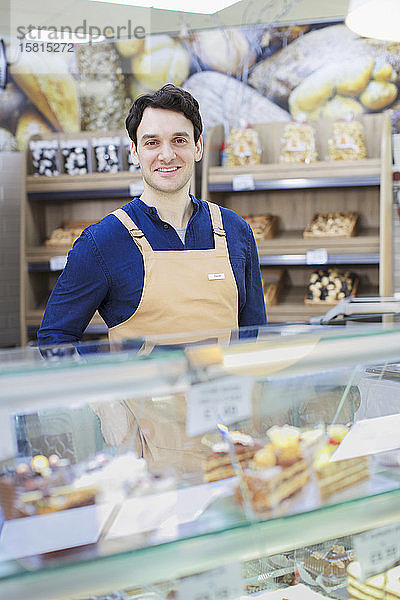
[{"x1": 1, "y1": 323, "x2": 400, "y2": 600}]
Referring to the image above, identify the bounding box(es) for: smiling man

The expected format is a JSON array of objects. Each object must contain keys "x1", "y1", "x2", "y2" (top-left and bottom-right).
[{"x1": 38, "y1": 84, "x2": 266, "y2": 348}]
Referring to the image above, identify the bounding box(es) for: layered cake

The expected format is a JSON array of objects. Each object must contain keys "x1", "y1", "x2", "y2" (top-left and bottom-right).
[
  {"x1": 347, "y1": 561, "x2": 386, "y2": 600},
  {"x1": 313, "y1": 425, "x2": 370, "y2": 499},
  {"x1": 304, "y1": 544, "x2": 352, "y2": 582},
  {"x1": 0, "y1": 451, "x2": 164, "y2": 519},
  {"x1": 202, "y1": 432, "x2": 263, "y2": 483},
  {"x1": 237, "y1": 425, "x2": 310, "y2": 512},
  {"x1": 0, "y1": 454, "x2": 95, "y2": 519}
]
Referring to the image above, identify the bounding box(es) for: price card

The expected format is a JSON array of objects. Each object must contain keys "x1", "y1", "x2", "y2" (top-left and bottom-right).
[
  {"x1": 177, "y1": 563, "x2": 243, "y2": 600},
  {"x1": 49, "y1": 255, "x2": 67, "y2": 271},
  {"x1": 186, "y1": 376, "x2": 253, "y2": 437},
  {"x1": 353, "y1": 522, "x2": 400, "y2": 580},
  {"x1": 129, "y1": 180, "x2": 144, "y2": 197},
  {"x1": 232, "y1": 174, "x2": 255, "y2": 191},
  {"x1": 306, "y1": 248, "x2": 328, "y2": 265},
  {"x1": 0, "y1": 410, "x2": 17, "y2": 461}
]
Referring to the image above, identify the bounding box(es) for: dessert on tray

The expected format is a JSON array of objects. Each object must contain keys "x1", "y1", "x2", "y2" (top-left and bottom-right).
[
  {"x1": 202, "y1": 431, "x2": 263, "y2": 483},
  {"x1": 306, "y1": 268, "x2": 358, "y2": 304},
  {"x1": 0, "y1": 451, "x2": 172, "y2": 520},
  {"x1": 244, "y1": 214, "x2": 278, "y2": 240},
  {"x1": 304, "y1": 544, "x2": 353, "y2": 582},
  {"x1": 303, "y1": 211, "x2": 358, "y2": 238},
  {"x1": 313, "y1": 425, "x2": 370, "y2": 499},
  {"x1": 236, "y1": 425, "x2": 310, "y2": 512}
]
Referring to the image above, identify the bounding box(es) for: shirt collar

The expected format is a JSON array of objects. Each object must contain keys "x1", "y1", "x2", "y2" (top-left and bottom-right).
[{"x1": 132, "y1": 195, "x2": 200, "y2": 218}]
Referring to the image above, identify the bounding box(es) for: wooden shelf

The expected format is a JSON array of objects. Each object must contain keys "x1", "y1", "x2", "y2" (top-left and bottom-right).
[
  {"x1": 26, "y1": 171, "x2": 142, "y2": 200},
  {"x1": 266, "y1": 285, "x2": 379, "y2": 322},
  {"x1": 257, "y1": 228, "x2": 380, "y2": 256},
  {"x1": 208, "y1": 159, "x2": 381, "y2": 192}
]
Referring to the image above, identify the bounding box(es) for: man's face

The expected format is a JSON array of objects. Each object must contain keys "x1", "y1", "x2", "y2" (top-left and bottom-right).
[{"x1": 132, "y1": 107, "x2": 203, "y2": 195}]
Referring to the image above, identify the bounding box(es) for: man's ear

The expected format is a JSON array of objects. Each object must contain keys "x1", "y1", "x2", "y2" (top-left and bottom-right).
[
  {"x1": 131, "y1": 141, "x2": 140, "y2": 166},
  {"x1": 195, "y1": 135, "x2": 203, "y2": 162}
]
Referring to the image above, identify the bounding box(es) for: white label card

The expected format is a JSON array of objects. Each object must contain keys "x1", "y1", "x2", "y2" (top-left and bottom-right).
[
  {"x1": 353, "y1": 522, "x2": 400, "y2": 580},
  {"x1": 49, "y1": 255, "x2": 67, "y2": 271},
  {"x1": 129, "y1": 180, "x2": 144, "y2": 197},
  {"x1": 306, "y1": 248, "x2": 328, "y2": 265},
  {"x1": 232, "y1": 174, "x2": 255, "y2": 191},
  {"x1": 186, "y1": 376, "x2": 253, "y2": 437},
  {"x1": 177, "y1": 563, "x2": 243, "y2": 600},
  {"x1": 0, "y1": 409, "x2": 17, "y2": 461}
]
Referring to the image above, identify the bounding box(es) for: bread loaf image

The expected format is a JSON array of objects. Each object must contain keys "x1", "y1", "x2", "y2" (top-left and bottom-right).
[
  {"x1": 249, "y1": 24, "x2": 400, "y2": 114},
  {"x1": 183, "y1": 71, "x2": 290, "y2": 132},
  {"x1": 10, "y1": 52, "x2": 79, "y2": 132}
]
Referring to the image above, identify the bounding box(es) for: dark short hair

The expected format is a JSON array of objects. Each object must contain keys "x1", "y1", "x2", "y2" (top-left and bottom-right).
[{"x1": 125, "y1": 84, "x2": 203, "y2": 147}]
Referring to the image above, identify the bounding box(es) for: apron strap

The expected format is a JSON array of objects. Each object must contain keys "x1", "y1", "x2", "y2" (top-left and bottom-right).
[
  {"x1": 112, "y1": 208, "x2": 153, "y2": 254},
  {"x1": 207, "y1": 201, "x2": 228, "y2": 252}
]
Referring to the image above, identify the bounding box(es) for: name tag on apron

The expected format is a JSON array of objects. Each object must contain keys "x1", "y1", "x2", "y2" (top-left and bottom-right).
[{"x1": 208, "y1": 273, "x2": 225, "y2": 281}]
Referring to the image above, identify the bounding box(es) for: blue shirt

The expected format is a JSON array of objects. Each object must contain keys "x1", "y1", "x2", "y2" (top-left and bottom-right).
[{"x1": 38, "y1": 196, "x2": 267, "y2": 345}]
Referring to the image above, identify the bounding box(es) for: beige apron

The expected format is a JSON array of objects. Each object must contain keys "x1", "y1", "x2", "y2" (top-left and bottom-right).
[{"x1": 97, "y1": 202, "x2": 239, "y2": 474}]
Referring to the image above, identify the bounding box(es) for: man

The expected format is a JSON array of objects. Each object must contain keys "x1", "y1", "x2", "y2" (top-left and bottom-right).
[
  {"x1": 38, "y1": 84, "x2": 267, "y2": 347},
  {"x1": 38, "y1": 84, "x2": 267, "y2": 468}
]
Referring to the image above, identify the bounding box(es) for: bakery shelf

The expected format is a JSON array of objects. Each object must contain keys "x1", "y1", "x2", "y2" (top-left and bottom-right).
[
  {"x1": 202, "y1": 114, "x2": 393, "y2": 324},
  {"x1": 257, "y1": 229, "x2": 379, "y2": 256},
  {"x1": 259, "y1": 254, "x2": 379, "y2": 266},
  {"x1": 26, "y1": 171, "x2": 141, "y2": 201},
  {"x1": 266, "y1": 285, "x2": 379, "y2": 322},
  {"x1": 208, "y1": 160, "x2": 381, "y2": 192}
]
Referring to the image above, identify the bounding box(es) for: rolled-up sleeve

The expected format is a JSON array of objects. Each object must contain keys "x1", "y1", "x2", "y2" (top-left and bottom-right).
[{"x1": 37, "y1": 232, "x2": 110, "y2": 346}]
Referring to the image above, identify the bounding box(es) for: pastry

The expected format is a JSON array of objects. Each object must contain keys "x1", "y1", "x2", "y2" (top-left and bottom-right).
[
  {"x1": 225, "y1": 126, "x2": 262, "y2": 167},
  {"x1": 236, "y1": 425, "x2": 310, "y2": 512},
  {"x1": 60, "y1": 140, "x2": 89, "y2": 175},
  {"x1": 303, "y1": 212, "x2": 358, "y2": 237},
  {"x1": 288, "y1": 68, "x2": 335, "y2": 114},
  {"x1": 304, "y1": 544, "x2": 352, "y2": 580},
  {"x1": 29, "y1": 139, "x2": 60, "y2": 177},
  {"x1": 386, "y1": 566, "x2": 400, "y2": 600},
  {"x1": 360, "y1": 80, "x2": 398, "y2": 111},
  {"x1": 347, "y1": 561, "x2": 386, "y2": 600},
  {"x1": 336, "y1": 58, "x2": 374, "y2": 97},
  {"x1": 280, "y1": 121, "x2": 318, "y2": 164},
  {"x1": 249, "y1": 24, "x2": 400, "y2": 110},
  {"x1": 46, "y1": 222, "x2": 95, "y2": 247},
  {"x1": 189, "y1": 29, "x2": 255, "y2": 76},
  {"x1": 202, "y1": 431, "x2": 263, "y2": 483},
  {"x1": 313, "y1": 425, "x2": 370, "y2": 499},
  {"x1": 306, "y1": 268, "x2": 358, "y2": 304},
  {"x1": 244, "y1": 215, "x2": 277, "y2": 240},
  {"x1": 131, "y1": 34, "x2": 190, "y2": 90},
  {"x1": 328, "y1": 120, "x2": 367, "y2": 161}
]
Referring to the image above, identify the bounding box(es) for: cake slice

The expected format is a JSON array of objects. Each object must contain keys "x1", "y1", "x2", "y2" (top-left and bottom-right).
[
  {"x1": 237, "y1": 426, "x2": 310, "y2": 512},
  {"x1": 313, "y1": 425, "x2": 370, "y2": 499},
  {"x1": 202, "y1": 432, "x2": 262, "y2": 483}
]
